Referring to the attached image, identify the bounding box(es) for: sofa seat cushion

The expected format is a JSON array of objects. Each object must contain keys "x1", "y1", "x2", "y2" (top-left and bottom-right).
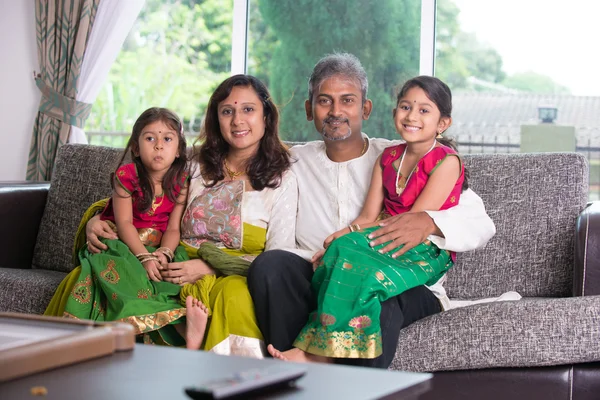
[
  {"x1": 0, "y1": 268, "x2": 67, "y2": 314},
  {"x1": 391, "y1": 296, "x2": 600, "y2": 372}
]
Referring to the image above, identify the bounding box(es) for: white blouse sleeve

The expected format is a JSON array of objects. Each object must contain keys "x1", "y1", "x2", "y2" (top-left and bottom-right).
[
  {"x1": 425, "y1": 188, "x2": 496, "y2": 252},
  {"x1": 264, "y1": 170, "x2": 298, "y2": 251}
]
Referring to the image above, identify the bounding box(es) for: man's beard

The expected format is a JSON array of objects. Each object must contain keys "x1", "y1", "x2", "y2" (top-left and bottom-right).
[{"x1": 320, "y1": 117, "x2": 352, "y2": 141}]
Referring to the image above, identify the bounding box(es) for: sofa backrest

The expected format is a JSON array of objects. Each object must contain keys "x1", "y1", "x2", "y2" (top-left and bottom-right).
[
  {"x1": 33, "y1": 145, "x2": 122, "y2": 272},
  {"x1": 448, "y1": 152, "x2": 589, "y2": 299},
  {"x1": 33, "y1": 145, "x2": 589, "y2": 300}
]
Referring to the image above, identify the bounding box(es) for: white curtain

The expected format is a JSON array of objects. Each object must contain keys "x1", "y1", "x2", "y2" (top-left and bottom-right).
[{"x1": 69, "y1": 0, "x2": 145, "y2": 144}]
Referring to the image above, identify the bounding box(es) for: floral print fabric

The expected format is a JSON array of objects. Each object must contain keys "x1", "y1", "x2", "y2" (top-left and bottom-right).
[{"x1": 181, "y1": 180, "x2": 245, "y2": 250}]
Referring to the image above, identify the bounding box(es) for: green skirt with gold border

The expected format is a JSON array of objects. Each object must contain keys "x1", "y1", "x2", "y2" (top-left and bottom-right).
[
  {"x1": 45, "y1": 200, "x2": 264, "y2": 355},
  {"x1": 293, "y1": 227, "x2": 453, "y2": 359}
]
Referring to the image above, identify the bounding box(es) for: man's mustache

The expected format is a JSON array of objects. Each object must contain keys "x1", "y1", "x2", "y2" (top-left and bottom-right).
[{"x1": 323, "y1": 116, "x2": 349, "y2": 125}]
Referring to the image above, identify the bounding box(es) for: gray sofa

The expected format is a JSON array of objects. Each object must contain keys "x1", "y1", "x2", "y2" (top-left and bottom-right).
[{"x1": 1, "y1": 143, "x2": 600, "y2": 399}]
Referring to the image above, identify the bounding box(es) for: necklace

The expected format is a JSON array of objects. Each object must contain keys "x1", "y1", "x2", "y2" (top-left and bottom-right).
[
  {"x1": 395, "y1": 141, "x2": 437, "y2": 195},
  {"x1": 148, "y1": 192, "x2": 164, "y2": 216},
  {"x1": 224, "y1": 159, "x2": 244, "y2": 180},
  {"x1": 360, "y1": 138, "x2": 368, "y2": 156}
]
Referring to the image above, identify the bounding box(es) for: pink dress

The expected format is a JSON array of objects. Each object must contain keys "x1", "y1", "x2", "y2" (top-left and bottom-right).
[{"x1": 100, "y1": 163, "x2": 187, "y2": 233}]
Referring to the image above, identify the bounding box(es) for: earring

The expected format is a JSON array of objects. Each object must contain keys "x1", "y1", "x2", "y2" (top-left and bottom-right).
[{"x1": 436, "y1": 130, "x2": 443, "y2": 139}]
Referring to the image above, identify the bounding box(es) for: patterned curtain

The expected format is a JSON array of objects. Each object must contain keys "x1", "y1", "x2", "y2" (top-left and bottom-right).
[{"x1": 27, "y1": 0, "x2": 100, "y2": 181}]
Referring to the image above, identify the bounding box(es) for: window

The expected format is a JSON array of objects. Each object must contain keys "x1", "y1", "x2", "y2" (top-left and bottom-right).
[
  {"x1": 85, "y1": 0, "x2": 233, "y2": 147},
  {"x1": 436, "y1": 0, "x2": 600, "y2": 199},
  {"x1": 247, "y1": 0, "x2": 423, "y2": 142},
  {"x1": 86, "y1": 0, "x2": 598, "y2": 198}
]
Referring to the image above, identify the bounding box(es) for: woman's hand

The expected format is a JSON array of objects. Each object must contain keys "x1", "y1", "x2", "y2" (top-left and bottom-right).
[
  {"x1": 323, "y1": 227, "x2": 350, "y2": 249},
  {"x1": 311, "y1": 249, "x2": 325, "y2": 272},
  {"x1": 86, "y1": 215, "x2": 118, "y2": 253},
  {"x1": 160, "y1": 258, "x2": 216, "y2": 286},
  {"x1": 143, "y1": 259, "x2": 163, "y2": 282}
]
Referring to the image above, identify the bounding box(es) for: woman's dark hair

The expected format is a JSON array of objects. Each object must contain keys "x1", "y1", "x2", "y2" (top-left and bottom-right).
[
  {"x1": 114, "y1": 107, "x2": 188, "y2": 212},
  {"x1": 195, "y1": 74, "x2": 290, "y2": 190},
  {"x1": 397, "y1": 76, "x2": 469, "y2": 191}
]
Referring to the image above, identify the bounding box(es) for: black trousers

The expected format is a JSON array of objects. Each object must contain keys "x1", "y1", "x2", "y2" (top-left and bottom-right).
[{"x1": 247, "y1": 249, "x2": 442, "y2": 369}]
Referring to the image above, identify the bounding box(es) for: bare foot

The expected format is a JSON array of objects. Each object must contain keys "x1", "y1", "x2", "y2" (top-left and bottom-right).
[
  {"x1": 267, "y1": 344, "x2": 290, "y2": 361},
  {"x1": 267, "y1": 345, "x2": 330, "y2": 363},
  {"x1": 185, "y1": 296, "x2": 208, "y2": 350}
]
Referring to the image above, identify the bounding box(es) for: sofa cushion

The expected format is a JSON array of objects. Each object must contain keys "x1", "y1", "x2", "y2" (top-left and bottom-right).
[
  {"x1": 448, "y1": 152, "x2": 589, "y2": 299},
  {"x1": 32, "y1": 145, "x2": 120, "y2": 272},
  {"x1": 0, "y1": 268, "x2": 67, "y2": 314},
  {"x1": 391, "y1": 296, "x2": 600, "y2": 372}
]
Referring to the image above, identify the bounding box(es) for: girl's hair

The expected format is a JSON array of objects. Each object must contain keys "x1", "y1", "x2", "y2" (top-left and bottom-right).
[
  {"x1": 397, "y1": 76, "x2": 469, "y2": 191},
  {"x1": 196, "y1": 74, "x2": 291, "y2": 190},
  {"x1": 113, "y1": 107, "x2": 188, "y2": 212}
]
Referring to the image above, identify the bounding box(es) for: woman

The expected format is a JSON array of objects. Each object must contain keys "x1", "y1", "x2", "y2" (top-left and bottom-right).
[{"x1": 46, "y1": 75, "x2": 298, "y2": 357}]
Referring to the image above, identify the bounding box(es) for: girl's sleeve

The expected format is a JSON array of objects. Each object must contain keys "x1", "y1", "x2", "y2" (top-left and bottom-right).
[
  {"x1": 114, "y1": 164, "x2": 136, "y2": 195},
  {"x1": 264, "y1": 170, "x2": 298, "y2": 251}
]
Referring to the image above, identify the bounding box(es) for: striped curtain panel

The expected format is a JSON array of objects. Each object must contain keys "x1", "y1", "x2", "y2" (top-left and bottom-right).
[{"x1": 27, "y1": 0, "x2": 100, "y2": 181}]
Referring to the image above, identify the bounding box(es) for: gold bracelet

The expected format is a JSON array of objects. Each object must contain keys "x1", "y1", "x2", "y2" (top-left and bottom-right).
[
  {"x1": 156, "y1": 247, "x2": 174, "y2": 262},
  {"x1": 350, "y1": 223, "x2": 361, "y2": 232},
  {"x1": 348, "y1": 224, "x2": 355, "y2": 232},
  {"x1": 138, "y1": 256, "x2": 160, "y2": 264}
]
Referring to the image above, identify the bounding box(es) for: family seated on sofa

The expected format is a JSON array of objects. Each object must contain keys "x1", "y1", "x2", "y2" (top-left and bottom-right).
[{"x1": 46, "y1": 52, "x2": 505, "y2": 368}]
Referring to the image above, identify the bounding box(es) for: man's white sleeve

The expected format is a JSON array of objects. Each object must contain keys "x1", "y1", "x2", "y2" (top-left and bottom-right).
[{"x1": 424, "y1": 188, "x2": 496, "y2": 252}]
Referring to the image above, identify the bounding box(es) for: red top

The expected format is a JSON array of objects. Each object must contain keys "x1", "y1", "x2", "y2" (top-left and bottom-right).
[
  {"x1": 380, "y1": 144, "x2": 464, "y2": 260},
  {"x1": 100, "y1": 163, "x2": 186, "y2": 233}
]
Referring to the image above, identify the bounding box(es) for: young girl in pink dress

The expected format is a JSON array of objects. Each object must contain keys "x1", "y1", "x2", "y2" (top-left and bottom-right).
[
  {"x1": 63, "y1": 107, "x2": 207, "y2": 349},
  {"x1": 269, "y1": 76, "x2": 468, "y2": 362}
]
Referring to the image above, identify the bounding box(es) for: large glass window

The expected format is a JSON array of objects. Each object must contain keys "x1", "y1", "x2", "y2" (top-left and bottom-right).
[
  {"x1": 84, "y1": 0, "x2": 233, "y2": 147},
  {"x1": 247, "y1": 0, "x2": 423, "y2": 142},
  {"x1": 84, "y1": 0, "x2": 600, "y2": 199},
  {"x1": 436, "y1": 0, "x2": 600, "y2": 199}
]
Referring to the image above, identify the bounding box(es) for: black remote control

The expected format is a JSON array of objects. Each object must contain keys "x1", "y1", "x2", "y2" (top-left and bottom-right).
[{"x1": 184, "y1": 364, "x2": 307, "y2": 399}]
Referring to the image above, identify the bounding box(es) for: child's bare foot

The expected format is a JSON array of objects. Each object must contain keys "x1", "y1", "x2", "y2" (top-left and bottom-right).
[
  {"x1": 267, "y1": 345, "x2": 332, "y2": 363},
  {"x1": 185, "y1": 296, "x2": 208, "y2": 350},
  {"x1": 267, "y1": 344, "x2": 290, "y2": 361}
]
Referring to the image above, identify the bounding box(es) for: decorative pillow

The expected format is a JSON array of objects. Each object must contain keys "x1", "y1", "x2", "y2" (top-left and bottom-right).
[{"x1": 181, "y1": 180, "x2": 244, "y2": 250}]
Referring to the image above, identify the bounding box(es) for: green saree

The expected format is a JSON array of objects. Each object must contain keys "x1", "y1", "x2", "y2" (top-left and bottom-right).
[{"x1": 293, "y1": 227, "x2": 453, "y2": 359}]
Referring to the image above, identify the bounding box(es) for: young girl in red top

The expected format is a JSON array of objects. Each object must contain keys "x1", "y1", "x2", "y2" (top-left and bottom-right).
[
  {"x1": 269, "y1": 76, "x2": 468, "y2": 362},
  {"x1": 66, "y1": 107, "x2": 207, "y2": 349}
]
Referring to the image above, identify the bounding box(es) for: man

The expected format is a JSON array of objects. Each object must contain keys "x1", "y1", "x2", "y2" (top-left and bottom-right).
[{"x1": 247, "y1": 53, "x2": 495, "y2": 368}]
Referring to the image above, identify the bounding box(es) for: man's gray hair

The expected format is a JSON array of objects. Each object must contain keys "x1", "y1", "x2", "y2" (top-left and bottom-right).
[{"x1": 308, "y1": 53, "x2": 369, "y2": 105}]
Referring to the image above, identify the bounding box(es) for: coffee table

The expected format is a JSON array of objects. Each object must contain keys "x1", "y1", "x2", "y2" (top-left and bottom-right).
[{"x1": 0, "y1": 342, "x2": 431, "y2": 399}]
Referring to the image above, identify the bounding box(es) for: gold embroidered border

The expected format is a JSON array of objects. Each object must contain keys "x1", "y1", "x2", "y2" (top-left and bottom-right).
[
  {"x1": 116, "y1": 308, "x2": 187, "y2": 335},
  {"x1": 293, "y1": 327, "x2": 382, "y2": 359}
]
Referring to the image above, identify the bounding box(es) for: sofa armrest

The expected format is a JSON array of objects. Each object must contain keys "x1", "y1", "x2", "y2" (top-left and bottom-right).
[
  {"x1": 574, "y1": 201, "x2": 600, "y2": 296},
  {"x1": 0, "y1": 181, "x2": 49, "y2": 269}
]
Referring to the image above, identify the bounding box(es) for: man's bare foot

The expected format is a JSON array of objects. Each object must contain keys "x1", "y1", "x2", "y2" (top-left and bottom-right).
[
  {"x1": 267, "y1": 345, "x2": 332, "y2": 363},
  {"x1": 185, "y1": 296, "x2": 208, "y2": 350}
]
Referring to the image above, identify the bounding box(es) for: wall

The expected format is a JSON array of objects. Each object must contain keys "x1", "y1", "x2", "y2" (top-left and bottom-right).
[{"x1": 0, "y1": 1, "x2": 39, "y2": 180}]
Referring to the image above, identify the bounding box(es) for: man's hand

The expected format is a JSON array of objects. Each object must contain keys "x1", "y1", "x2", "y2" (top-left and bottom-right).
[
  {"x1": 367, "y1": 212, "x2": 437, "y2": 258},
  {"x1": 323, "y1": 227, "x2": 351, "y2": 249},
  {"x1": 311, "y1": 249, "x2": 325, "y2": 271},
  {"x1": 86, "y1": 215, "x2": 118, "y2": 253}
]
